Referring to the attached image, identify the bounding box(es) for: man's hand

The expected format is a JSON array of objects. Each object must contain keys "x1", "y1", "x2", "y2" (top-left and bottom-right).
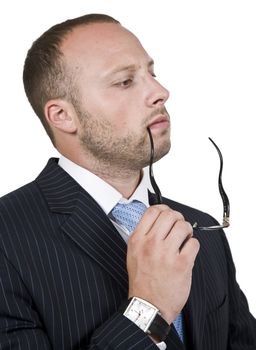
[{"x1": 127, "y1": 205, "x2": 200, "y2": 324}]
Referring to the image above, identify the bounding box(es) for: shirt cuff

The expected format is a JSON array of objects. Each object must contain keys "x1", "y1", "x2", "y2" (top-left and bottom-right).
[{"x1": 157, "y1": 341, "x2": 167, "y2": 350}]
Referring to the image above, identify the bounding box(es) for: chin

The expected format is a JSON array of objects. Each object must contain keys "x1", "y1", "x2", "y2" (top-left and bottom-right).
[{"x1": 154, "y1": 140, "x2": 171, "y2": 162}]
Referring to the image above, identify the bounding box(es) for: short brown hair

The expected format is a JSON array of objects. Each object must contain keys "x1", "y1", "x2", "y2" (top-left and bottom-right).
[{"x1": 23, "y1": 14, "x2": 120, "y2": 145}]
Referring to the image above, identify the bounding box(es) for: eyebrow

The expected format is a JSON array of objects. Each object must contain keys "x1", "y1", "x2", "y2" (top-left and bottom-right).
[{"x1": 104, "y1": 59, "x2": 155, "y2": 77}]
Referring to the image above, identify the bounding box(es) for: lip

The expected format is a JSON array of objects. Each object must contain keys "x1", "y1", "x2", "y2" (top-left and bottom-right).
[{"x1": 148, "y1": 114, "x2": 170, "y2": 129}]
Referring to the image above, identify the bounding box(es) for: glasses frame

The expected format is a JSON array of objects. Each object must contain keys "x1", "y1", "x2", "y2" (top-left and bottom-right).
[{"x1": 147, "y1": 128, "x2": 230, "y2": 231}]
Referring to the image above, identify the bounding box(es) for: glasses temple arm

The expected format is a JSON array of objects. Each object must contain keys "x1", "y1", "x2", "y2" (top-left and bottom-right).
[
  {"x1": 147, "y1": 127, "x2": 163, "y2": 204},
  {"x1": 208, "y1": 137, "x2": 230, "y2": 225}
]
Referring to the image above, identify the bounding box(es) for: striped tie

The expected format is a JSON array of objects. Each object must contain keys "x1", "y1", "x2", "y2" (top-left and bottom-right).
[{"x1": 111, "y1": 200, "x2": 184, "y2": 342}]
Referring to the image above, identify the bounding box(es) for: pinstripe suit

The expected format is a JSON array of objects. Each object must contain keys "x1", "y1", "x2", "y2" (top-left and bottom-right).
[{"x1": 0, "y1": 158, "x2": 255, "y2": 349}]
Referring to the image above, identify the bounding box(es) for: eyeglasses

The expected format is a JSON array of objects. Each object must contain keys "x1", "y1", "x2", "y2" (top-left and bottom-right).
[{"x1": 147, "y1": 128, "x2": 230, "y2": 231}]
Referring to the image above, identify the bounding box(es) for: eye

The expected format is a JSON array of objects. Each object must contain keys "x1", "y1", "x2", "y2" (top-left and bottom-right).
[{"x1": 118, "y1": 78, "x2": 133, "y2": 88}]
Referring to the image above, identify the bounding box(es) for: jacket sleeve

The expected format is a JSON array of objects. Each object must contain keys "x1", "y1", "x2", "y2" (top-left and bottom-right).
[
  {"x1": 89, "y1": 313, "x2": 161, "y2": 349},
  {"x1": 0, "y1": 250, "x2": 52, "y2": 349},
  {"x1": 0, "y1": 250, "x2": 159, "y2": 350},
  {"x1": 221, "y1": 232, "x2": 256, "y2": 349}
]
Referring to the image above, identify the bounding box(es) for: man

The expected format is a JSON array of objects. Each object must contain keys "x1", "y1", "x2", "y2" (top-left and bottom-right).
[{"x1": 0, "y1": 13, "x2": 255, "y2": 350}]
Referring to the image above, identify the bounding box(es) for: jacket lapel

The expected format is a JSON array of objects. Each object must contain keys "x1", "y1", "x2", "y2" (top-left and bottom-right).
[
  {"x1": 61, "y1": 192, "x2": 128, "y2": 292},
  {"x1": 36, "y1": 158, "x2": 128, "y2": 292}
]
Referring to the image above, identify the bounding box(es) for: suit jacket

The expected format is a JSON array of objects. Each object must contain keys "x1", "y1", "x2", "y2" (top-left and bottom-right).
[{"x1": 0, "y1": 158, "x2": 255, "y2": 350}]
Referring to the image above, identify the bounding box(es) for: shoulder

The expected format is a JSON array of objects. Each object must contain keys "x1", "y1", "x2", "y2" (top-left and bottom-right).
[
  {"x1": 0, "y1": 180, "x2": 43, "y2": 213},
  {"x1": 0, "y1": 158, "x2": 63, "y2": 224},
  {"x1": 0, "y1": 181, "x2": 47, "y2": 234},
  {"x1": 162, "y1": 196, "x2": 229, "y2": 259},
  {"x1": 162, "y1": 196, "x2": 218, "y2": 228}
]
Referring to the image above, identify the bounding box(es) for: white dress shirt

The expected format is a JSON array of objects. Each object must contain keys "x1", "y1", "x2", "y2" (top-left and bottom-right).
[{"x1": 58, "y1": 155, "x2": 167, "y2": 350}]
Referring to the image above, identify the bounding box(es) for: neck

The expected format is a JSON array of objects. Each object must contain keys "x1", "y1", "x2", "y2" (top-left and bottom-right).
[
  {"x1": 60, "y1": 148, "x2": 142, "y2": 199},
  {"x1": 99, "y1": 170, "x2": 142, "y2": 199}
]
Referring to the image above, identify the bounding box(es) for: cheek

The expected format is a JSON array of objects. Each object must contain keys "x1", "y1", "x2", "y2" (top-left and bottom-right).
[
  {"x1": 115, "y1": 109, "x2": 141, "y2": 132},
  {"x1": 111, "y1": 101, "x2": 144, "y2": 128},
  {"x1": 82, "y1": 89, "x2": 144, "y2": 130}
]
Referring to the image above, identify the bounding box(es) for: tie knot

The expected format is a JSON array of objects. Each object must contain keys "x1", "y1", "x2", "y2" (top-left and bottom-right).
[{"x1": 111, "y1": 200, "x2": 147, "y2": 234}]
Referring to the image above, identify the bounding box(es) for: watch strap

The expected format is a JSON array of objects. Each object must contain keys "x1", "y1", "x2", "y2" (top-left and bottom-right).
[{"x1": 147, "y1": 312, "x2": 171, "y2": 342}]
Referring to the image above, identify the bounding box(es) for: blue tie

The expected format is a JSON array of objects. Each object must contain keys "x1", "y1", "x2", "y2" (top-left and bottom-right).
[
  {"x1": 111, "y1": 200, "x2": 184, "y2": 342},
  {"x1": 111, "y1": 200, "x2": 147, "y2": 234}
]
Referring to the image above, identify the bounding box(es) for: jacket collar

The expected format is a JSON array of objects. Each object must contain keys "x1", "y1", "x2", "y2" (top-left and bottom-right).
[{"x1": 36, "y1": 158, "x2": 128, "y2": 292}]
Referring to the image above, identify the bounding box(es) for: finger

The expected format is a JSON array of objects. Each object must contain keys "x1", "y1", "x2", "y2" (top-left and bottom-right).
[
  {"x1": 165, "y1": 220, "x2": 193, "y2": 253},
  {"x1": 147, "y1": 209, "x2": 185, "y2": 240},
  {"x1": 179, "y1": 237, "x2": 200, "y2": 263},
  {"x1": 133, "y1": 204, "x2": 170, "y2": 236}
]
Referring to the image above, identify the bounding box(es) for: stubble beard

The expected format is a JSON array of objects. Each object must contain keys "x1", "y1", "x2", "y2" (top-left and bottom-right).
[{"x1": 77, "y1": 109, "x2": 171, "y2": 177}]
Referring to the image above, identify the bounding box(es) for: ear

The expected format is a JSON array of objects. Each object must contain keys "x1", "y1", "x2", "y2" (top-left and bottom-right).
[{"x1": 44, "y1": 99, "x2": 77, "y2": 134}]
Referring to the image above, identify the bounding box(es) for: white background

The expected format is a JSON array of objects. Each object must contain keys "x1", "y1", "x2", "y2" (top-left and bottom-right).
[{"x1": 0, "y1": 0, "x2": 255, "y2": 317}]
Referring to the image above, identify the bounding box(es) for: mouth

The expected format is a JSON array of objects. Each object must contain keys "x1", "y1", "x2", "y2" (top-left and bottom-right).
[{"x1": 148, "y1": 114, "x2": 170, "y2": 130}]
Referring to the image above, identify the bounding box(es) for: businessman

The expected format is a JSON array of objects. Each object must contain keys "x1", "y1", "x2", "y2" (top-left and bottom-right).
[{"x1": 0, "y1": 13, "x2": 255, "y2": 349}]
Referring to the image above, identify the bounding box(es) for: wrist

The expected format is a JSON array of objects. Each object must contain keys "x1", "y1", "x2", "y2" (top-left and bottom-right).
[
  {"x1": 127, "y1": 294, "x2": 176, "y2": 325},
  {"x1": 119, "y1": 297, "x2": 171, "y2": 342}
]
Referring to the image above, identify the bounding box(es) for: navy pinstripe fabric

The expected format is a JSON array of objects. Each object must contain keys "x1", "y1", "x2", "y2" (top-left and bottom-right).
[{"x1": 0, "y1": 158, "x2": 255, "y2": 349}]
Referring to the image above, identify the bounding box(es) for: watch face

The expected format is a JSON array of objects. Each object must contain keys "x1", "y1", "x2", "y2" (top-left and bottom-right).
[{"x1": 124, "y1": 298, "x2": 158, "y2": 332}]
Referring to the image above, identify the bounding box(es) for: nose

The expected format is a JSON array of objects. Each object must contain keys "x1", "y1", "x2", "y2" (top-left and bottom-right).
[{"x1": 145, "y1": 77, "x2": 170, "y2": 108}]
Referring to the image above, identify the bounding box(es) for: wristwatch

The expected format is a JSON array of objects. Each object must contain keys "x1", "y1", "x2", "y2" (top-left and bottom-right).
[{"x1": 121, "y1": 297, "x2": 171, "y2": 342}]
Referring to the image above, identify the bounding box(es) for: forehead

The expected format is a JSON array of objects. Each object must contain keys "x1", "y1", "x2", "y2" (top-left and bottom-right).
[{"x1": 61, "y1": 23, "x2": 151, "y2": 75}]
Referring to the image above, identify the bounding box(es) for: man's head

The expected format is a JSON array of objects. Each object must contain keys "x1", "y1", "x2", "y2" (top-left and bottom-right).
[
  {"x1": 23, "y1": 14, "x2": 119, "y2": 144},
  {"x1": 23, "y1": 14, "x2": 170, "y2": 174}
]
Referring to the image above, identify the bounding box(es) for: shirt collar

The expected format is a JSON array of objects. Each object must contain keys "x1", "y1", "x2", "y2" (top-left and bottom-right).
[{"x1": 58, "y1": 156, "x2": 151, "y2": 214}]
